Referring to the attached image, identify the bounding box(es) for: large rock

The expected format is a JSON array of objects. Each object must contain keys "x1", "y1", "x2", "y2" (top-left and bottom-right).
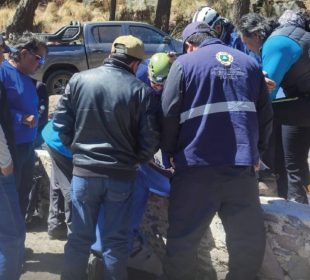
[
  {"x1": 260, "y1": 197, "x2": 310, "y2": 280},
  {"x1": 141, "y1": 195, "x2": 310, "y2": 280}
]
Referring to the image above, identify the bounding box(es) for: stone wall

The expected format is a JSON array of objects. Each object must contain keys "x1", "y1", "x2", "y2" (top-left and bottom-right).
[
  {"x1": 141, "y1": 194, "x2": 310, "y2": 280},
  {"x1": 260, "y1": 197, "x2": 310, "y2": 280}
]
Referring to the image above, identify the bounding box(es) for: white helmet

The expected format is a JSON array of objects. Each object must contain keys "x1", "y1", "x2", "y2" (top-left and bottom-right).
[{"x1": 192, "y1": 6, "x2": 224, "y2": 28}]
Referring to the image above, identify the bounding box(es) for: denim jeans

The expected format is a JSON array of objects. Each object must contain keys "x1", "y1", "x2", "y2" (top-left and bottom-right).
[
  {"x1": 0, "y1": 173, "x2": 25, "y2": 280},
  {"x1": 91, "y1": 164, "x2": 171, "y2": 253},
  {"x1": 61, "y1": 175, "x2": 134, "y2": 280}
]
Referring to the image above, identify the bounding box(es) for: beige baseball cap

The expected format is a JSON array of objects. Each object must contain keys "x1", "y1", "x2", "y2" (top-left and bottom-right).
[{"x1": 111, "y1": 35, "x2": 144, "y2": 60}]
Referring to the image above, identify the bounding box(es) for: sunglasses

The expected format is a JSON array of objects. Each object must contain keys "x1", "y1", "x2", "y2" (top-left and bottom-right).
[{"x1": 28, "y1": 49, "x2": 45, "y2": 65}]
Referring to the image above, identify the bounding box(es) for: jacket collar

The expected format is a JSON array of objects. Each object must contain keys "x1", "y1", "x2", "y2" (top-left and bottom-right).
[
  {"x1": 199, "y1": 37, "x2": 225, "y2": 48},
  {"x1": 103, "y1": 57, "x2": 135, "y2": 75}
]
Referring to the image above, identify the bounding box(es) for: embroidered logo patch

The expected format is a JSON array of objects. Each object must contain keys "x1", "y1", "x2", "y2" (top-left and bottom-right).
[{"x1": 216, "y1": 52, "x2": 234, "y2": 66}]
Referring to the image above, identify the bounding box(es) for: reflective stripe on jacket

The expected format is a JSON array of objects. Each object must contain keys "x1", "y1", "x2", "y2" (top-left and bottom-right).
[{"x1": 161, "y1": 38, "x2": 273, "y2": 168}]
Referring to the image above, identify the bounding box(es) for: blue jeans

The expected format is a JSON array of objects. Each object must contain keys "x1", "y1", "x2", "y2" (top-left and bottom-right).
[
  {"x1": 0, "y1": 173, "x2": 25, "y2": 280},
  {"x1": 61, "y1": 176, "x2": 134, "y2": 280},
  {"x1": 91, "y1": 164, "x2": 171, "y2": 253}
]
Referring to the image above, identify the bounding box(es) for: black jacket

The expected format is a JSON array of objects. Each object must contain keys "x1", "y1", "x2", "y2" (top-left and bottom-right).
[
  {"x1": 53, "y1": 58, "x2": 160, "y2": 179},
  {"x1": 0, "y1": 82, "x2": 15, "y2": 163}
]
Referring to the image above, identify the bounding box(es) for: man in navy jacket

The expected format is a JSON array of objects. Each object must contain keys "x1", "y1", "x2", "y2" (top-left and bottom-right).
[{"x1": 160, "y1": 22, "x2": 273, "y2": 280}]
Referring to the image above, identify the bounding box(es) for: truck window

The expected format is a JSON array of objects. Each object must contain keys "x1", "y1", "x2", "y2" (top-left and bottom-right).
[
  {"x1": 129, "y1": 26, "x2": 164, "y2": 44},
  {"x1": 92, "y1": 26, "x2": 122, "y2": 43}
]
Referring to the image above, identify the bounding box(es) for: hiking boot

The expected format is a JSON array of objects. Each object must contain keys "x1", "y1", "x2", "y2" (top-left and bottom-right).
[{"x1": 48, "y1": 226, "x2": 67, "y2": 240}]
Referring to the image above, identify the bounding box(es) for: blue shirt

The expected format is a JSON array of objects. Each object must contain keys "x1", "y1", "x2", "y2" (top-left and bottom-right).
[
  {"x1": 136, "y1": 59, "x2": 151, "y2": 87},
  {"x1": 227, "y1": 31, "x2": 261, "y2": 63},
  {"x1": 0, "y1": 60, "x2": 39, "y2": 144},
  {"x1": 41, "y1": 121, "x2": 72, "y2": 158},
  {"x1": 262, "y1": 35, "x2": 302, "y2": 100}
]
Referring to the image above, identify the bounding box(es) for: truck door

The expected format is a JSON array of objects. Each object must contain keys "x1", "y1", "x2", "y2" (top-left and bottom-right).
[
  {"x1": 86, "y1": 24, "x2": 123, "y2": 69},
  {"x1": 128, "y1": 25, "x2": 174, "y2": 58}
]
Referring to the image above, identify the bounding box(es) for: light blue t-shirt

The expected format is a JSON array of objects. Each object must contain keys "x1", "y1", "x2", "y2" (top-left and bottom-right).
[
  {"x1": 41, "y1": 121, "x2": 72, "y2": 159},
  {"x1": 262, "y1": 35, "x2": 302, "y2": 100}
]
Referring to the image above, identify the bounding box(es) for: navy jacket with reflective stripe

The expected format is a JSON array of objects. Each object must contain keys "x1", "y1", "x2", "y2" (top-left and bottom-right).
[{"x1": 161, "y1": 38, "x2": 273, "y2": 169}]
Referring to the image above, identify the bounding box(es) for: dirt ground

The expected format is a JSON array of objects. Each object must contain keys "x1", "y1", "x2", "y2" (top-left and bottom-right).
[
  {"x1": 21, "y1": 222, "x2": 65, "y2": 280},
  {"x1": 20, "y1": 220, "x2": 158, "y2": 280}
]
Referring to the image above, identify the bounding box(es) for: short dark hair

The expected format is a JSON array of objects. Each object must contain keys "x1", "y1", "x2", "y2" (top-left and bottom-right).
[
  {"x1": 186, "y1": 32, "x2": 214, "y2": 47},
  {"x1": 109, "y1": 53, "x2": 141, "y2": 65},
  {"x1": 237, "y1": 13, "x2": 279, "y2": 41},
  {"x1": 9, "y1": 32, "x2": 47, "y2": 62}
]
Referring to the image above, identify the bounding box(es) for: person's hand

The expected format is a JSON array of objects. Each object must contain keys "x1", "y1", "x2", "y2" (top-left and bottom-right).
[
  {"x1": 169, "y1": 157, "x2": 176, "y2": 169},
  {"x1": 1, "y1": 161, "x2": 13, "y2": 176},
  {"x1": 22, "y1": 114, "x2": 36, "y2": 128},
  {"x1": 263, "y1": 71, "x2": 276, "y2": 93},
  {"x1": 254, "y1": 161, "x2": 260, "y2": 172}
]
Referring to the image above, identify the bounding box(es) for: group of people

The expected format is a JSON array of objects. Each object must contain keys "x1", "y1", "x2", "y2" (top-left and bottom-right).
[{"x1": 0, "y1": 5, "x2": 309, "y2": 280}]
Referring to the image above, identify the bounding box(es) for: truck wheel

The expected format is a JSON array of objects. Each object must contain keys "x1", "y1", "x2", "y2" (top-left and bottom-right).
[{"x1": 46, "y1": 70, "x2": 74, "y2": 96}]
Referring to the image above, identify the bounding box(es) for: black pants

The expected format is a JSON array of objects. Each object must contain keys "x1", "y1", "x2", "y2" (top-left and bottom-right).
[
  {"x1": 282, "y1": 125, "x2": 310, "y2": 204},
  {"x1": 47, "y1": 147, "x2": 73, "y2": 233},
  {"x1": 15, "y1": 142, "x2": 35, "y2": 217},
  {"x1": 261, "y1": 120, "x2": 288, "y2": 198},
  {"x1": 272, "y1": 97, "x2": 310, "y2": 202},
  {"x1": 161, "y1": 166, "x2": 266, "y2": 280}
]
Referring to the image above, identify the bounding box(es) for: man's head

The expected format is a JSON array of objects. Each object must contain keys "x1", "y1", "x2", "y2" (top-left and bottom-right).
[
  {"x1": 9, "y1": 32, "x2": 47, "y2": 75},
  {"x1": 111, "y1": 35, "x2": 144, "y2": 73},
  {"x1": 192, "y1": 6, "x2": 226, "y2": 38},
  {"x1": 182, "y1": 21, "x2": 215, "y2": 53},
  {"x1": 148, "y1": 52, "x2": 173, "y2": 92},
  {"x1": 237, "y1": 13, "x2": 279, "y2": 54}
]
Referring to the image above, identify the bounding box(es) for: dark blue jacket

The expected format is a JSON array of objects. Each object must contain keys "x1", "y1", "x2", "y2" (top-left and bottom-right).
[{"x1": 161, "y1": 38, "x2": 273, "y2": 169}]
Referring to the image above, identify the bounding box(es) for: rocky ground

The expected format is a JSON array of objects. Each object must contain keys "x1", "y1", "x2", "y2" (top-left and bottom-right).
[
  {"x1": 21, "y1": 229, "x2": 157, "y2": 280},
  {"x1": 21, "y1": 220, "x2": 65, "y2": 280},
  {"x1": 20, "y1": 213, "x2": 159, "y2": 280}
]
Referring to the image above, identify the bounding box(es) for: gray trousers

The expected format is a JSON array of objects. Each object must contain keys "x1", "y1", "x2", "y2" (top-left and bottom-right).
[
  {"x1": 161, "y1": 166, "x2": 266, "y2": 280},
  {"x1": 47, "y1": 147, "x2": 73, "y2": 233}
]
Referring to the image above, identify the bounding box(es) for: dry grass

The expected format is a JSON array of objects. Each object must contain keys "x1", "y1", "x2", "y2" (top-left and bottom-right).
[
  {"x1": 0, "y1": 6, "x2": 15, "y2": 31},
  {"x1": 0, "y1": 0, "x2": 309, "y2": 33},
  {"x1": 170, "y1": 0, "x2": 232, "y2": 23},
  {"x1": 0, "y1": 0, "x2": 228, "y2": 33},
  {"x1": 0, "y1": 0, "x2": 109, "y2": 32},
  {"x1": 34, "y1": 0, "x2": 108, "y2": 33}
]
